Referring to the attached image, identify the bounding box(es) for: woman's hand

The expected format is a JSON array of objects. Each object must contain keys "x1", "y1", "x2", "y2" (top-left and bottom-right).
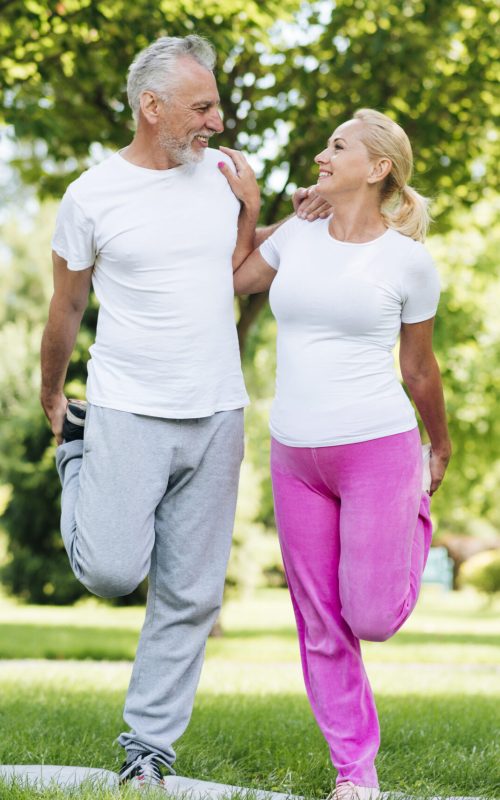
[
  {"x1": 293, "y1": 186, "x2": 332, "y2": 220},
  {"x1": 429, "y1": 446, "x2": 451, "y2": 495},
  {"x1": 218, "y1": 146, "x2": 261, "y2": 215}
]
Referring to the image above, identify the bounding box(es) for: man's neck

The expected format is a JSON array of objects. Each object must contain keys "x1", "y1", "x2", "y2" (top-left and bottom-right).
[{"x1": 120, "y1": 133, "x2": 180, "y2": 171}]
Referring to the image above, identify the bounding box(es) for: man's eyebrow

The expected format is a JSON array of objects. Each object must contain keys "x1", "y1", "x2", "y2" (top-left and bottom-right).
[{"x1": 190, "y1": 99, "x2": 221, "y2": 107}]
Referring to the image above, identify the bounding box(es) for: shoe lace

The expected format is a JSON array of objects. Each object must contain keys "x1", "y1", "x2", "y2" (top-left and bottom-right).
[
  {"x1": 120, "y1": 752, "x2": 163, "y2": 784},
  {"x1": 329, "y1": 782, "x2": 357, "y2": 800}
]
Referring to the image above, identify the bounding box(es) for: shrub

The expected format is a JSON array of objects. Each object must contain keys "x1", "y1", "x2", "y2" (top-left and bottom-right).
[{"x1": 458, "y1": 549, "x2": 500, "y2": 596}]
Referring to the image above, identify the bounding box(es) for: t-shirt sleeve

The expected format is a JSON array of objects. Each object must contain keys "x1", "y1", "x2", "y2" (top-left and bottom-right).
[
  {"x1": 401, "y1": 248, "x2": 440, "y2": 323},
  {"x1": 51, "y1": 188, "x2": 96, "y2": 271},
  {"x1": 259, "y1": 215, "x2": 303, "y2": 271}
]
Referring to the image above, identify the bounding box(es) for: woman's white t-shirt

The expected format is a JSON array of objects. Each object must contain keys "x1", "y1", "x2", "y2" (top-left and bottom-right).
[
  {"x1": 259, "y1": 216, "x2": 440, "y2": 447},
  {"x1": 52, "y1": 149, "x2": 248, "y2": 419}
]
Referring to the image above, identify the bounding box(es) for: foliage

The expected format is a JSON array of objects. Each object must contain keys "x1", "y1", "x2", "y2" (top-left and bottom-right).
[
  {"x1": 458, "y1": 550, "x2": 500, "y2": 597},
  {"x1": 427, "y1": 197, "x2": 500, "y2": 535},
  {"x1": 1, "y1": 0, "x2": 499, "y2": 339},
  {"x1": 0, "y1": 202, "x2": 99, "y2": 603},
  {"x1": 1, "y1": 0, "x2": 497, "y2": 211},
  {"x1": 0, "y1": 0, "x2": 499, "y2": 601}
]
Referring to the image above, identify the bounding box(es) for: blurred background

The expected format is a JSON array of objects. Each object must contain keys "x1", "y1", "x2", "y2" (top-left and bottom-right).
[{"x1": 0, "y1": 0, "x2": 499, "y2": 607}]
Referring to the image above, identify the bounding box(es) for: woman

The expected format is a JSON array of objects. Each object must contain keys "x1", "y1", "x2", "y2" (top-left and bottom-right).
[{"x1": 232, "y1": 109, "x2": 451, "y2": 799}]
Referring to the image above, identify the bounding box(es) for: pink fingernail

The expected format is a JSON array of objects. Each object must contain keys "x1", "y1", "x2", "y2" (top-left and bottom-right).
[{"x1": 217, "y1": 161, "x2": 225, "y2": 168}]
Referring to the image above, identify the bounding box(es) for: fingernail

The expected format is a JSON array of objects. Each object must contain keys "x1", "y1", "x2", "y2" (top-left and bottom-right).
[{"x1": 217, "y1": 162, "x2": 225, "y2": 168}]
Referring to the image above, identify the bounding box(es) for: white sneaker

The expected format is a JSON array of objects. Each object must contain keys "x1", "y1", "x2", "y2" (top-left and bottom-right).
[
  {"x1": 422, "y1": 443, "x2": 432, "y2": 493},
  {"x1": 328, "y1": 781, "x2": 380, "y2": 800}
]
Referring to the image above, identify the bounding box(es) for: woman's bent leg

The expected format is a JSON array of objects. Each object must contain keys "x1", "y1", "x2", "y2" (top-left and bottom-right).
[
  {"x1": 332, "y1": 428, "x2": 433, "y2": 643},
  {"x1": 271, "y1": 439, "x2": 380, "y2": 788}
]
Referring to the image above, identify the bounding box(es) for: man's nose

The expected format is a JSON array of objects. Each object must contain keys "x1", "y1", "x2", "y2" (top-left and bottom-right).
[{"x1": 207, "y1": 108, "x2": 224, "y2": 133}]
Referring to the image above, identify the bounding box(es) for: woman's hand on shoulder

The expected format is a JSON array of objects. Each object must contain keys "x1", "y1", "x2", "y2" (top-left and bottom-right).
[{"x1": 218, "y1": 147, "x2": 260, "y2": 215}]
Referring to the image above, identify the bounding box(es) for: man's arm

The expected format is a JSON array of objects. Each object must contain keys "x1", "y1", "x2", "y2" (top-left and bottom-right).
[
  {"x1": 254, "y1": 188, "x2": 332, "y2": 248},
  {"x1": 40, "y1": 251, "x2": 93, "y2": 443},
  {"x1": 399, "y1": 318, "x2": 452, "y2": 494},
  {"x1": 233, "y1": 250, "x2": 277, "y2": 296}
]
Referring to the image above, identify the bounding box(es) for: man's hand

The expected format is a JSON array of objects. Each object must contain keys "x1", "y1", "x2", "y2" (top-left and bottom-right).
[
  {"x1": 218, "y1": 146, "x2": 261, "y2": 214},
  {"x1": 41, "y1": 391, "x2": 68, "y2": 445},
  {"x1": 293, "y1": 186, "x2": 332, "y2": 220}
]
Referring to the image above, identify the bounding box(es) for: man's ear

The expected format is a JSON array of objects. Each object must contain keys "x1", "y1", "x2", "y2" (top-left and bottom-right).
[
  {"x1": 367, "y1": 157, "x2": 392, "y2": 185},
  {"x1": 139, "y1": 91, "x2": 162, "y2": 125}
]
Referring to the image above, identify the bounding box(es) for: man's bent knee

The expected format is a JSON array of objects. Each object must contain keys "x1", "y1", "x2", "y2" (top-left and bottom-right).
[{"x1": 81, "y1": 565, "x2": 145, "y2": 599}]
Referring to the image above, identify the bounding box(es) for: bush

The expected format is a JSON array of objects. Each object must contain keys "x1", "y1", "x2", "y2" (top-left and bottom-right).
[{"x1": 458, "y1": 549, "x2": 500, "y2": 596}]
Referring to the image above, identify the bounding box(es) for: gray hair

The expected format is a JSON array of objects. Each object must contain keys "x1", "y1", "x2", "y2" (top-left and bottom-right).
[{"x1": 127, "y1": 35, "x2": 217, "y2": 123}]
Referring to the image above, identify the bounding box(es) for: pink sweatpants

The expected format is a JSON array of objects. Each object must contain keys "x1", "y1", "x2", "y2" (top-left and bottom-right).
[{"x1": 270, "y1": 428, "x2": 432, "y2": 788}]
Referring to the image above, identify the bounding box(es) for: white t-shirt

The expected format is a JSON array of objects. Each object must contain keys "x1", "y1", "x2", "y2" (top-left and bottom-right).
[
  {"x1": 259, "y1": 216, "x2": 440, "y2": 447},
  {"x1": 52, "y1": 148, "x2": 248, "y2": 418}
]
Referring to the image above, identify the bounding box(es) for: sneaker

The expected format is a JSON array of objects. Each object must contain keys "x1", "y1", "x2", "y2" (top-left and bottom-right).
[
  {"x1": 422, "y1": 443, "x2": 432, "y2": 493},
  {"x1": 118, "y1": 752, "x2": 166, "y2": 791},
  {"x1": 62, "y1": 399, "x2": 87, "y2": 443},
  {"x1": 328, "y1": 782, "x2": 380, "y2": 800}
]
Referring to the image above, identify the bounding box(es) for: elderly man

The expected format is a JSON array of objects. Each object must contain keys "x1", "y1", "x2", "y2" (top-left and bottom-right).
[{"x1": 41, "y1": 34, "x2": 322, "y2": 790}]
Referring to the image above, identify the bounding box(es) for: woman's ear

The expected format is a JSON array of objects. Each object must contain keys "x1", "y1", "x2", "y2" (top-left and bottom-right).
[{"x1": 367, "y1": 157, "x2": 392, "y2": 185}]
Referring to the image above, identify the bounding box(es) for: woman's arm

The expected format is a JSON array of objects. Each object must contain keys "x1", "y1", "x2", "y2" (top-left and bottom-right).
[
  {"x1": 399, "y1": 318, "x2": 452, "y2": 494},
  {"x1": 217, "y1": 147, "x2": 261, "y2": 271}
]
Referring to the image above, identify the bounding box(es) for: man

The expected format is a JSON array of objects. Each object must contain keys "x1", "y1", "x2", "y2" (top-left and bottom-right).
[
  {"x1": 41, "y1": 34, "x2": 323, "y2": 790},
  {"x1": 41, "y1": 34, "x2": 263, "y2": 790}
]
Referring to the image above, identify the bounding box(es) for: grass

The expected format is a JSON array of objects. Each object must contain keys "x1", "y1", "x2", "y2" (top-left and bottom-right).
[{"x1": 0, "y1": 588, "x2": 498, "y2": 799}]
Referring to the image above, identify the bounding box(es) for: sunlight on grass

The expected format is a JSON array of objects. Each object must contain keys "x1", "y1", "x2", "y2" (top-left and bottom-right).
[
  {"x1": 0, "y1": 587, "x2": 498, "y2": 698},
  {"x1": 0, "y1": 588, "x2": 498, "y2": 798},
  {"x1": 0, "y1": 588, "x2": 499, "y2": 668}
]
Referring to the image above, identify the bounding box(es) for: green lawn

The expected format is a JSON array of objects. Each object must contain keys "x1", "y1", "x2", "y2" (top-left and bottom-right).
[{"x1": 0, "y1": 588, "x2": 498, "y2": 799}]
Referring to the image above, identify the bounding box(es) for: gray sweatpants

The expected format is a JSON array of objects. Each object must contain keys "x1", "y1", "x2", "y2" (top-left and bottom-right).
[{"x1": 55, "y1": 404, "x2": 244, "y2": 768}]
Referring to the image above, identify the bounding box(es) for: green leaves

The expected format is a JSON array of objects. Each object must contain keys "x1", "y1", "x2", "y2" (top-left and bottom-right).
[{"x1": 2, "y1": 0, "x2": 497, "y2": 223}]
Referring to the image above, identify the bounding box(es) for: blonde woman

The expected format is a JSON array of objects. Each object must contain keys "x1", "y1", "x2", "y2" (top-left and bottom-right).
[{"x1": 231, "y1": 110, "x2": 451, "y2": 798}]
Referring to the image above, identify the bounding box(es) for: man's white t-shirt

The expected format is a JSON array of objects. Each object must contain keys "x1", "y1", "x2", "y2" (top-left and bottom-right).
[
  {"x1": 259, "y1": 216, "x2": 440, "y2": 447},
  {"x1": 52, "y1": 148, "x2": 249, "y2": 418}
]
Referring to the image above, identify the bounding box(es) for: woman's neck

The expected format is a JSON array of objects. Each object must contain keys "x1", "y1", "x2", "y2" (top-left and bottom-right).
[{"x1": 327, "y1": 197, "x2": 387, "y2": 243}]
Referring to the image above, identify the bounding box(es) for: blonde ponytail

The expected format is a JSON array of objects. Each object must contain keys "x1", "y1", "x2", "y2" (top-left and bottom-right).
[
  {"x1": 381, "y1": 184, "x2": 431, "y2": 243},
  {"x1": 353, "y1": 108, "x2": 431, "y2": 242}
]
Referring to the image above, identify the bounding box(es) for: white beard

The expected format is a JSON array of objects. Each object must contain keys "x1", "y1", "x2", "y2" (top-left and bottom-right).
[{"x1": 158, "y1": 129, "x2": 204, "y2": 166}]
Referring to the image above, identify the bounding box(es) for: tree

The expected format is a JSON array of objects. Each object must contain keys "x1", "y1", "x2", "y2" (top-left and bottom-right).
[
  {"x1": 1, "y1": 0, "x2": 498, "y2": 344},
  {"x1": 0, "y1": 0, "x2": 498, "y2": 601},
  {"x1": 0, "y1": 201, "x2": 100, "y2": 602}
]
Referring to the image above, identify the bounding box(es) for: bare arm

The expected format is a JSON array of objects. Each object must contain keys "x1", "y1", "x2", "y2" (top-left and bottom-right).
[
  {"x1": 254, "y1": 217, "x2": 292, "y2": 248},
  {"x1": 217, "y1": 147, "x2": 261, "y2": 271},
  {"x1": 253, "y1": 187, "x2": 332, "y2": 248},
  {"x1": 218, "y1": 147, "x2": 332, "y2": 267},
  {"x1": 40, "y1": 251, "x2": 93, "y2": 443},
  {"x1": 233, "y1": 249, "x2": 277, "y2": 295},
  {"x1": 399, "y1": 318, "x2": 452, "y2": 494}
]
